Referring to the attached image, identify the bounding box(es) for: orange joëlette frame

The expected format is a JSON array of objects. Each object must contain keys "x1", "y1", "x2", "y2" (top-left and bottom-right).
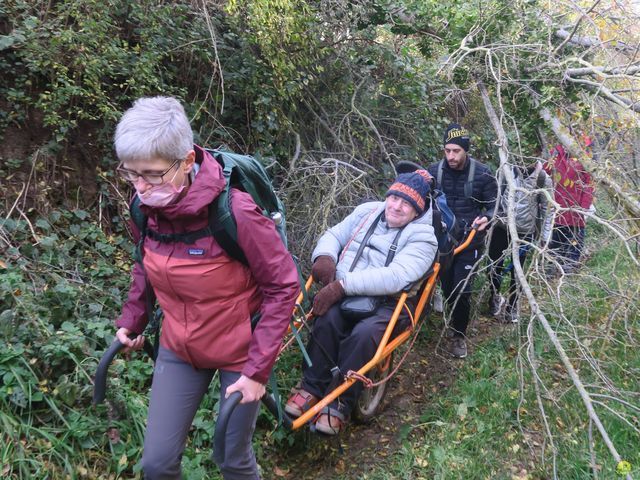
[{"x1": 284, "y1": 229, "x2": 477, "y2": 430}]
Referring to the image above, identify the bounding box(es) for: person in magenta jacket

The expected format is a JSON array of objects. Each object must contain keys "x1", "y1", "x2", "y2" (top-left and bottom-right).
[
  {"x1": 545, "y1": 138, "x2": 595, "y2": 273},
  {"x1": 113, "y1": 96, "x2": 299, "y2": 479}
]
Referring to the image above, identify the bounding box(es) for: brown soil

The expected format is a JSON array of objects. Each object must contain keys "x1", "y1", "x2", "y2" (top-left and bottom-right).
[
  {"x1": 265, "y1": 313, "x2": 503, "y2": 480},
  {"x1": 0, "y1": 105, "x2": 105, "y2": 214}
]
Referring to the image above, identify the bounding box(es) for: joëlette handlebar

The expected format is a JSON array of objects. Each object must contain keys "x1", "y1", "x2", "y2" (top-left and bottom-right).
[
  {"x1": 213, "y1": 391, "x2": 294, "y2": 463},
  {"x1": 94, "y1": 337, "x2": 294, "y2": 444},
  {"x1": 212, "y1": 391, "x2": 243, "y2": 463},
  {"x1": 213, "y1": 391, "x2": 242, "y2": 463},
  {"x1": 453, "y1": 227, "x2": 477, "y2": 255},
  {"x1": 92, "y1": 336, "x2": 155, "y2": 405}
]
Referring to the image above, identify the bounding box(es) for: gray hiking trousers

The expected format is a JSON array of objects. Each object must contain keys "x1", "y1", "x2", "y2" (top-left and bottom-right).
[{"x1": 141, "y1": 347, "x2": 261, "y2": 480}]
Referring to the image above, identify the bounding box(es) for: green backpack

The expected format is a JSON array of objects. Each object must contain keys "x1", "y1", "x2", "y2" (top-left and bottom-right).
[{"x1": 130, "y1": 148, "x2": 287, "y2": 265}]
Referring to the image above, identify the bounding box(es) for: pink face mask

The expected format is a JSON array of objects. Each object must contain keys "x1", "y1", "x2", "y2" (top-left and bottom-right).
[{"x1": 136, "y1": 167, "x2": 185, "y2": 207}]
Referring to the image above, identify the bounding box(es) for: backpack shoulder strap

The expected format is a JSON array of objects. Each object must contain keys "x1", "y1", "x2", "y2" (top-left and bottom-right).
[
  {"x1": 204, "y1": 149, "x2": 249, "y2": 266},
  {"x1": 464, "y1": 157, "x2": 476, "y2": 198},
  {"x1": 130, "y1": 195, "x2": 148, "y2": 264},
  {"x1": 534, "y1": 168, "x2": 548, "y2": 210},
  {"x1": 128, "y1": 195, "x2": 158, "y2": 345},
  {"x1": 437, "y1": 160, "x2": 444, "y2": 189},
  {"x1": 209, "y1": 187, "x2": 248, "y2": 266},
  {"x1": 533, "y1": 170, "x2": 549, "y2": 239},
  {"x1": 130, "y1": 195, "x2": 147, "y2": 233}
]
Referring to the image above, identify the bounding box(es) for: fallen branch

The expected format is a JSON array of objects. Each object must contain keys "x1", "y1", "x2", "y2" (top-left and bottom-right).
[{"x1": 478, "y1": 79, "x2": 633, "y2": 480}]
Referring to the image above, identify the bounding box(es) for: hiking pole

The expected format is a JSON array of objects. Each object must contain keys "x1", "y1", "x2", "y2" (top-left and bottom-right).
[{"x1": 93, "y1": 335, "x2": 155, "y2": 405}]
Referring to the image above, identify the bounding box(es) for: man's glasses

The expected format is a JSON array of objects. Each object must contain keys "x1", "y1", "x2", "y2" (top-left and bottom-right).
[{"x1": 117, "y1": 158, "x2": 181, "y2": 185}]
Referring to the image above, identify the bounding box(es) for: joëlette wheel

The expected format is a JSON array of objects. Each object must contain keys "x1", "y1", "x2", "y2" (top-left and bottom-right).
[{"x1": 352, "y1": 352, "x2": 393, "y2": 423}]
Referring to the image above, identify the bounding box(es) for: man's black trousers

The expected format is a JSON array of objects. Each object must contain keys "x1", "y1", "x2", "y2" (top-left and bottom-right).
[{"x1": 439, "y1": 246, "x2": 482, "y2": 336}]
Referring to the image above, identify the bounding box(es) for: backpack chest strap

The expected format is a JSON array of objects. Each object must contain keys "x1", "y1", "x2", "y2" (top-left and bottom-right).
[{"x1": 145, "y1": 226, "x2": 214, "y2": 245}]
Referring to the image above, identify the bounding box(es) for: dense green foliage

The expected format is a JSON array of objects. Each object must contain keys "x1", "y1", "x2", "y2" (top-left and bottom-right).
[
  {"x1": 0, "y1": 1, "x2": 458, "y2": 477},
  {"x1": 0, "y1": 209, "x2": 140, "y2": 477},
  {"x1": 2, "y1": 1, "x2": 202, "y2": 132},
  {"x1": 1, "y1": 0, "x2": 638, "y2": 478}
]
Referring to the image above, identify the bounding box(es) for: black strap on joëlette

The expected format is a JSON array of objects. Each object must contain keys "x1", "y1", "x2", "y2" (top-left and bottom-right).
[
  {"x1": 310, "y1": 211, "x2": 405, "y2": 374},
  {"x1": 347, "y1": 211, "x2": 405, "y2": 273}
]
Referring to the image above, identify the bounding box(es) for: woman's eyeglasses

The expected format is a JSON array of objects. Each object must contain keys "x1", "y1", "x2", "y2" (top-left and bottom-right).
[{"x1": 117, "y1": 159, "x2": 181, "y2": 185}]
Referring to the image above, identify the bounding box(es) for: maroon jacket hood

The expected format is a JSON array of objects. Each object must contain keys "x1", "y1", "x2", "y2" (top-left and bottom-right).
[{"x1": 138, "y1": 145, "x2": 225, "y2": 222}]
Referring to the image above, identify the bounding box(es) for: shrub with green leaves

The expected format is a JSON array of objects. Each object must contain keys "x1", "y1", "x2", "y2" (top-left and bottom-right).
[{"x1": 0, "y1": 0, "x2": 214, "y2": 135}]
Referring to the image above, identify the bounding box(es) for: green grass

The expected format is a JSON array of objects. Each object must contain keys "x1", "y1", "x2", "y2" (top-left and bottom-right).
[
  {"x1": 1, "y1": 208, "x2": 637, "y2": 479},
  {"x1": 339, "y1": 324, "x2": 638, "y2": 479},
  {"x1": 383, "y1": 337, "x2": 537, "y2": 480},
  {"x1": 321, "y1": 232, "x2": 639, "y2": 480}
]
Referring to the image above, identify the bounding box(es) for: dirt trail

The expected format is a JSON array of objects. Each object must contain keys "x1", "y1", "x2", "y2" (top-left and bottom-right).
[{"x1": 268, "y1": 314, "x2": 502, "y2": 480}]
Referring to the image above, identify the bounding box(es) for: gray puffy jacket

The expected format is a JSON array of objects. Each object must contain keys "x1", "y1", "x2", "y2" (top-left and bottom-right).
[
  {"x1": 312, "y1": 201, "x2": 438, "y2": 296},
  {"x1": 496, "y1": 163, "x2": 553, "y2": 240}
]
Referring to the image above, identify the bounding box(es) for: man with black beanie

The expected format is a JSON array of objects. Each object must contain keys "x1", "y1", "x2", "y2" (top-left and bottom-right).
[{"x1": 427, "y1": 124, "x2": 498, "y2": 358}]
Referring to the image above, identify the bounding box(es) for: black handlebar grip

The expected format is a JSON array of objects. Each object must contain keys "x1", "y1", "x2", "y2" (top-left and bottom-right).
[
  {"x1": 93, "y1": 338, "x2": 125, "y2": 405},
  {"x1": 213, "y1": 391, "x2": 243, "y2": 464},
  {"x1": 93, "y1": 335, "x2": 155, "y2": 405},
  {"x1": 261, "y1": 393, "x2": 293, "y2": 430},
  {"x1": 212, "y1": 390, "x2": 293, "y2": 464}
]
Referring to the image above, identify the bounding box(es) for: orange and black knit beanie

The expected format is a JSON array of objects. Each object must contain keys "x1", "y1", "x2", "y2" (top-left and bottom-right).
[
  {"x1": 443, "y1": 123, "x2": 470, "y2": 151},
  {"x1": 386, "y1": 171, "x2": 430, "y2": 214}
]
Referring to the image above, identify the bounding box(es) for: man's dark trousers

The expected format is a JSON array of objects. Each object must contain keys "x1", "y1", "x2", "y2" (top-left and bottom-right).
[{"x1": 440, "y1": 247, "x2": 481, "y2": 335}]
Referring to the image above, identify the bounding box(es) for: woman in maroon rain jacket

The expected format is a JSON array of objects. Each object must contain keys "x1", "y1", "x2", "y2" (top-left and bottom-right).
[{"x1": 113, "y1": 96, "x2": 299, "y2": 480}]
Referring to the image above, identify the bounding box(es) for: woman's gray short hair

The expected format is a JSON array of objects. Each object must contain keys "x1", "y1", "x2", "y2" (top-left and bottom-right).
[{"x1": 114, "y1": 96, "x2": 194, "y2": 164}]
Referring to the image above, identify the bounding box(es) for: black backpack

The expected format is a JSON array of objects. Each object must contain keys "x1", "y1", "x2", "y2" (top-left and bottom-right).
[
  {"x1": 429, "y1": 190, "x2": 465, "y2": 272},
  {"x1": 395, "y1": 160, "x2": 466, "y2": 271}
]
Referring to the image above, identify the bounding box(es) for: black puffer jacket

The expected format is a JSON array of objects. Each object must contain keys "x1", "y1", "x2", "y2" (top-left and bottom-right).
[{"x1": 427, "y1": 156, "x2": 498, "y2": 248}]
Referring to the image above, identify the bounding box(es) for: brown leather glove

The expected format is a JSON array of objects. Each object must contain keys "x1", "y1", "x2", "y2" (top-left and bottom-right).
[
  {"x1": 312, "y1": 280, "x2": 345, "y2": 316},
  {"x1": 311, "y1": 255, "x2": 337, "y2": 286}
]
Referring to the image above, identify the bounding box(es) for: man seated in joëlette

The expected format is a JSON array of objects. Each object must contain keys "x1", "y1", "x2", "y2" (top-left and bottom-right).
[{"x1": 285, "y1": 171, "x2": 438, "y2": 435}]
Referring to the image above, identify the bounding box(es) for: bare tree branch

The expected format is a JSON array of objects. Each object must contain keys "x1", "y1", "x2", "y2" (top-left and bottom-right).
[
  {"x1": 538, "y1": 107, "x2": 640, "y2": 223},
  {"x1": 478, "y1": 79, "x2": 633, "y2": 479}
]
